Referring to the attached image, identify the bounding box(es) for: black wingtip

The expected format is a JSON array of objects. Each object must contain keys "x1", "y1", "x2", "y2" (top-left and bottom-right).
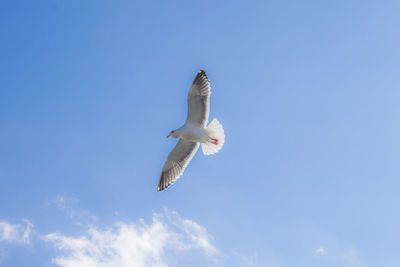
[
  {"x1": 197, "y1": 70, "x2": 209, "y2": 80},
  {"x1": 158, "y1": 185, "x2": 167, "y2": 192},
  {"x1": 199, "y1": 70, "x2": 207, "y2": 76},
  {"x1": 158, "y1": 172, "x2": 168, "y2": 191}
]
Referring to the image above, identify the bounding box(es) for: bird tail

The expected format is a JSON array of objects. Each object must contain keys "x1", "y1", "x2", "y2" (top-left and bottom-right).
[{"x1": 201, "y1": 118, "x2": 225, "y2": 155}]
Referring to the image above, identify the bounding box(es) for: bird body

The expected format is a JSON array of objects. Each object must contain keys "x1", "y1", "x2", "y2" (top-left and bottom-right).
[
  {"x1": 158, "y1": 70, "x2": 225, "y2": 191},
  {"x1": 171, "y1": 123, "x2": 208, "y2": 143}
]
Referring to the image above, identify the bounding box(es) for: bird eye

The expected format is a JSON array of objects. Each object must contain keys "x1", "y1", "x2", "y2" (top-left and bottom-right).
[{"x1": 171, "y1": 131, "x2": 175, "y2": 133}]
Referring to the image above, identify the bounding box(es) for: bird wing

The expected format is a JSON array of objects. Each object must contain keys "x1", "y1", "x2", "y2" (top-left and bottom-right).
[
  {"x1": 158, "y1": 139, "x2": 200, "y2": 191},
  {"x1": 186, "y1": 70, "x2": 211, "y2": 127}
]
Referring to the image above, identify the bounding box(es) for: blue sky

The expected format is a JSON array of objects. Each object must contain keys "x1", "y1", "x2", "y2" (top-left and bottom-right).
[{"x1": 1, "y1": 1, "x2": 400, "y2": 266}]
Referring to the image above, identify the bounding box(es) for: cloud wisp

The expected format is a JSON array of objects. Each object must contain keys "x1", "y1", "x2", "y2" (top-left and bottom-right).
[
  {"x1": 54, "y1": 195, "x2": 98, "y2": 226},
  {"x1": 0, "y1": 219, "x2": 33, "y2": 244},
  {"x1": 315, "y1": 247, "x2": 326, "y2": 255},
  {"x1": 44, "y1": 209, "x2": 219, "y2": 267}
]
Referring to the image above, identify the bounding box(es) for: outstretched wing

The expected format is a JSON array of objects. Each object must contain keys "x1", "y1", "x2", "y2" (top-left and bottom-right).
[
  {"x1": 186, "y1": 70, "x2": 211, "y2": 127},
  {"x1": 158, "y1": 139, "x2": 200, "y2": 191}
]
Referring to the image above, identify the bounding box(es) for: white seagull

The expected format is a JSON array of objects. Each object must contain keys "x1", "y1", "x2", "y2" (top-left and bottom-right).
[{"x1": 158, "y1": 70, "x2": 225, "y2": 191}]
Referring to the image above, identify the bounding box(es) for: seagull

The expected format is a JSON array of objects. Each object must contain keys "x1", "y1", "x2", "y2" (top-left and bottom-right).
[{"x1": 158, "y1": 70, "x2": 225, "y2": 191}]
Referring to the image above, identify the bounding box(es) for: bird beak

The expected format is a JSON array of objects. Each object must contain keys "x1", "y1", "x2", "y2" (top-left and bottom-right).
[{"x1": 166, "y1": 134, "x2": 171, "y2": 138}]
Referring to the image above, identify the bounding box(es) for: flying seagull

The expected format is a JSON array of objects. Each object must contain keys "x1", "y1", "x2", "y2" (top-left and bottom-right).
[{"x1": 158, "y1": 70, "x2": 225, "y2": 191}]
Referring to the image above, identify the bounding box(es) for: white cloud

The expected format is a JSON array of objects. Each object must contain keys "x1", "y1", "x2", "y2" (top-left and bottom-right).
[
  {"x1": 54, "y1": 195, "x2": 98, "y2": 226},
  {"x1": 315, "y1": 247, "x2": 326, "y2": 255},
  {"x1": 344, "y1": 248, "x2": 367, "y2": 267},
  {"x1": 0, "y1": 219, "x2": 33, "y2": 244},
  {"x1": 44, "y1": 209, "x2": 219, "y2": 267},
  {"x1": 0, "y1": 222, "x2": 19, "y2": 242},
  {"x1": 241, "y1": 252, "x2": 260, "y2": 267},
  {"x1": 165, "y1": 210, "x2": 219, "y2": 255}
]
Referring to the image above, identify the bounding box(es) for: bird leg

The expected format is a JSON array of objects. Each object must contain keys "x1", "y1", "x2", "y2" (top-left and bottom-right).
[{"x1": 208, "y1": 137, "x2": 219, "y2": 145}]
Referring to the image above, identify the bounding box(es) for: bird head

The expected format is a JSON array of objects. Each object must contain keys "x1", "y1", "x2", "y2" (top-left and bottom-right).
[{"x1": 167, "y1": 130, "x2": 180, "y2": 138}]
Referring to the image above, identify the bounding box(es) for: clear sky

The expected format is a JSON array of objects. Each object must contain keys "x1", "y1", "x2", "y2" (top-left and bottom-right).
[{"x1": 1, "y1": 1, "x2": 400, "y2": 266}]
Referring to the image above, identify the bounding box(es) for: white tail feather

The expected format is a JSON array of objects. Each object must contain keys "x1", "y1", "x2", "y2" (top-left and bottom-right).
[{"x1": 202, "y1": 118, "x2": 225, "y2": 155}]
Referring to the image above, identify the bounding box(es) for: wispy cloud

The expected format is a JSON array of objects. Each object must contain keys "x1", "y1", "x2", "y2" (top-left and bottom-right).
[
  {"x1": 44, "y1": 209, "x2": 219, "y2": 267},
  {"x1": 315, "y1": 247, "x2": 326, "y2": 255},
  {"x1": 54, "y1": 195, "x2": 98, "y2": 226},
  {"x1": 241, "y1": 252, "x2": 261, "y2": 267},
  {"x1": 344, "y1": 248, "x2": 367, "y2": 267},
  {"x1": 165, "y1": 209, "x2": 219, "y2": 255},
  {"x1": 0, "y1": 219, "x2": 33, "y2": 244}
]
